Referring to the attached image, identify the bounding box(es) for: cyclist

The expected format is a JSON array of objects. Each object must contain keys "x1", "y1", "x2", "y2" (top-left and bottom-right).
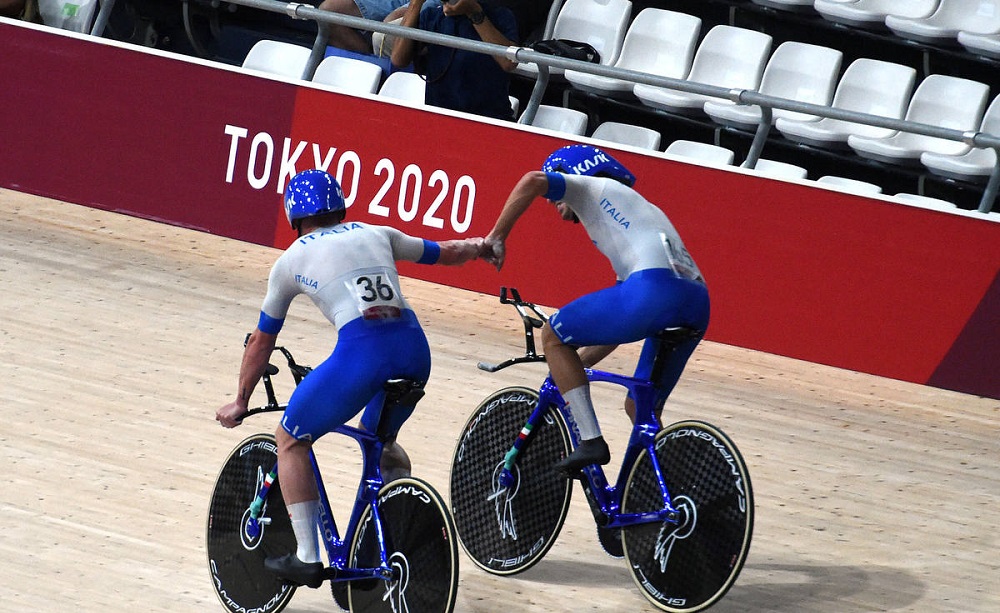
[
  {"x1": 216, "y1": 169, "x2": 483, "y2": 588},
  {"x1": 482, "y1": 144, "x2": 709, "y2": 474}
]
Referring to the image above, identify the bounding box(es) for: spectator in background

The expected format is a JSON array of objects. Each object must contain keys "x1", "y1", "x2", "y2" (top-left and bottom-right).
[
  {"x1": 1, "y1": 0, "x2": 42, "y2": 22},
  {"x1": 494, "y1": 0, "x2": 554, "y2": 44},
  {"x1": 390, "y1": 0, "x2": 518, "y2": 121},
  {"x1": 319, "y1": 0, "x2": 409, "y2": 53},
  {"x1": 376, "y1": 0, "x2": 548, "y2": 55}
]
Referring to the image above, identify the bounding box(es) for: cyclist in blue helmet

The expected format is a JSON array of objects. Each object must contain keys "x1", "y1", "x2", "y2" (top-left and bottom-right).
[
  {"x1": 484, "y1": 144, "x2": 709, "y2": 475},
  {"x1": 217, "y1": 169, "x2": 484, "y2": 588}
]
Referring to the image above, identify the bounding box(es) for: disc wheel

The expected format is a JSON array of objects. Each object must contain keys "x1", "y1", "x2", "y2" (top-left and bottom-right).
[
  {"x1": 449, "y1": 386, "x2": 572, "y2": 575},
  {"x1": 621, "y1": 421, "x2": 753, "y2": 612},
  {"x1": 207, "y1": 433, "x2": 296, "y2": 613},
  {"x1": 348, "y1": 477, "x2": 459, "y2": 613}
]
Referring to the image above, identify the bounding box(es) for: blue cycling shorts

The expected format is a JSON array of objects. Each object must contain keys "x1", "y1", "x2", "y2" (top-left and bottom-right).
[
  {"x1": 280, "y1": 311, "x2": 431, "y2": 442},
  {"x1": 548, "y1": 268, "x2": 710, "y2": 405}
]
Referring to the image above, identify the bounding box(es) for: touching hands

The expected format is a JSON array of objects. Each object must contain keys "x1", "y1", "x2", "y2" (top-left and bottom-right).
[
  {"x1": 437, "y1": 236, "x2": 505, "y2": 269},
  {"x1": 481, "y1": 236, "x2": 505, "y2": 271}
]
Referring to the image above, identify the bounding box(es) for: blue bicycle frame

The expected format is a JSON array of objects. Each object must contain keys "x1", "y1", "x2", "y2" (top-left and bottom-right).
[
  {"x1": 497, "y1": 369, "x2": 683, "y2": 529},
  {"x1": 244, "y1": 421, "x2": 396, "y2": 583}
]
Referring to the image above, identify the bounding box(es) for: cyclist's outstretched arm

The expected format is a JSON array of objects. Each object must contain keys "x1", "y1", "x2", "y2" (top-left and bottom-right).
[
  {"x1": 436, "y1": 238, "x2": 486, "y2": 265},
  {"x1": 216, "y1": 328, "x2": 277, "y2": 428},
  {"x1": 484, "y1": 171, "x2": 551, "y2": 271}
]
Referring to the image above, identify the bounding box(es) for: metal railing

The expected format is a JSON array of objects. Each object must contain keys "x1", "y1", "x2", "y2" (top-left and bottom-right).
[{"x1": 90, "y1": 0, "x2": 1000, "y2": 213}]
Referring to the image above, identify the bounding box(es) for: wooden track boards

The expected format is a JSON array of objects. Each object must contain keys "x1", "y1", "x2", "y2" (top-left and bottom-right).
[{"x1": 1, "y1": 188, "x2": 997, "y2": 612}]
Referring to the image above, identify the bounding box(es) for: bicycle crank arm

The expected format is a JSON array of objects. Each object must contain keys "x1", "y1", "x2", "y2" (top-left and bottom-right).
[
  {"x1": 607, "y1": 509, "x2": 681, "y2": 529},
  {"x1": 331, "y1": 566, "x2": 395, "y2": 582}
]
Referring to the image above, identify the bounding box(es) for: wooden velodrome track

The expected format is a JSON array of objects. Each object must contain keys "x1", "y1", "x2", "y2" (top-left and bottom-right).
[{"x1": 2, "y1": 187, "x2": 997, "y2": 612}]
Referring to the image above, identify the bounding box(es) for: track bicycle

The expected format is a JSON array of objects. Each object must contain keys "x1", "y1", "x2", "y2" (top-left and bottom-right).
[
  {"x1": 207, "y1": 344, "x2": 460, "y2": 613},
  {"x1": 450, "y1": 288, "x2": 753, "y2": 612}
]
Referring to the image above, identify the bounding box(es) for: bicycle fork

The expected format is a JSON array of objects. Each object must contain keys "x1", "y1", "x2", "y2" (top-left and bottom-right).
[
  {"x1": 489, "y1": 394, "x2": 552, "y2": 497},
  {"x1": 246, "y1": 464, "x2": 278, "y2": 540}
]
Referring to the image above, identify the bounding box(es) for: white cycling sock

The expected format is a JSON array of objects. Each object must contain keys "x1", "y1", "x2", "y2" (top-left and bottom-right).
[
  {"x1": 287, "y1": 500, "x2": 321, "y2": 563},
  {"x1": 563, "y1": 385, "x2": 601, "y2": 440}
]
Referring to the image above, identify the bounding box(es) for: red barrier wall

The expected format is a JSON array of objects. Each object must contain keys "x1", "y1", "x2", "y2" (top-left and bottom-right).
[{"x1": 2, "y1": 21, "x2": 998, "y2": 399}]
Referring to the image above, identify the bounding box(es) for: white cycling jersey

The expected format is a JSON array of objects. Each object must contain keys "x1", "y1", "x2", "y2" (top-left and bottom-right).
[
  {"x1": 553, "y1": 174, "x2": 703, "y2": 283},
  {"x1": 259, "y1": 221, "x2": 435, "y2": 331}
]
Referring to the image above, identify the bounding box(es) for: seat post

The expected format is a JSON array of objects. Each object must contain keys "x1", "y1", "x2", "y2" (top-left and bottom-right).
[{"x1": 647, "y1": 327, "x2": 703, "y2": 389}]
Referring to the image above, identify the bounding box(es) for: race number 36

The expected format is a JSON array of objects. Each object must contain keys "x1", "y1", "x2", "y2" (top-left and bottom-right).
[{"x1": 355, "y1": 275, "x2": 395, "y2": 302}]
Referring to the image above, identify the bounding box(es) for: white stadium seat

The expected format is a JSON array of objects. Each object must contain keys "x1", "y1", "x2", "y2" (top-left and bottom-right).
[
  {"x1": 750, "y1": 159, "x2": 809, "y2": 180},
  {"x1": 565, "y1": 8, "x2": 701, "y2": 98},
  {"x1": 885, "y1": 0, "x2": 1000, "y2": 44},
  {"x1": 848, "y1": 75, "x2": 989, "y2": 165},
  {"x1": 775, "y1": 58, "x2": 916, "y2": 149},
  {"x1": 242, "y1": 40, "x2": 312, "y2": 80},
  {"x1": 813, "y1": 0, "x2": 939, "y2": 29},
  {"x1": 523, "y1": 105, "x2": 589, "y2": 135},
  {"x1": 516, "y1": 0, "x2": 632, "y2": 80},
  {"x1": 312, "y1": 56, "x2": 383, "y2": 95},
  {"x1": 377, "y1": 71, "x2": 426, "y2": 103},
  {"x1": 591, "y1": 121, "x2": 661, "y2": 150},
  {"x1": 633, "y1": 25, "x2": 772, "y2": 116},
  {"x1": 958, "y1": 29, "x2": 1000, "y2": 58},
  {"x1": 921, "y1": 95, "x2": 1000, "y2": 181},
  {"x1": 704, "y1": 41, "x2": 843, "y2": 129},
  {"x1": 816, "y1": 175, "x2": 884, "y2": 195},
  {"x1": 664, "y1": 140, "x2": 736, "y2": 166},
  {"x1": 891, "y1": 193, "x2": 957, "y2": 211}
]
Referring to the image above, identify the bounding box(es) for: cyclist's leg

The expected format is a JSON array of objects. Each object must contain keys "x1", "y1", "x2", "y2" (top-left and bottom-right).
[
  {"x1": 207, "y1": 434, "x2": 297, "y2": 613},
  {"x1": 630, "y1": 275, "x2": 710, "y2": 417},
  {"x1": 266, "y1": 321, "x2": 392, "y2": 586},
  {"x1": 621, "y1": 421, "x2": 753, "y2": 613},
  {"x1": 357, "y1": 321, "x2": 430, "y2": 482},
  {"x1": 547, "y1": 273, "x2": 681, "y2": 471},
  {"x1": 349, "y1": 477, "x2": 459, "y2": 613}
]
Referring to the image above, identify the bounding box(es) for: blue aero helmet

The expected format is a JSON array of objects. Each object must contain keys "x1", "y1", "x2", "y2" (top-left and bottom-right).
[
  {"x1": 542, "y1": 144, "x2": 636, "y2": 187},
  {"x1": 283, "y1": 169, "x2": 346, "y2": 227}
]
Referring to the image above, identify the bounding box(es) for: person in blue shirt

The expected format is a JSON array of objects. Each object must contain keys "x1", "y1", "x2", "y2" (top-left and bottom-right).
[{"x1": 390, "y1": 0, "x2": 519, "y2": 120}]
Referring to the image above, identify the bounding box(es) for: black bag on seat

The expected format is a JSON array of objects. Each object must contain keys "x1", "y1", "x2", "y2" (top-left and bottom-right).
[{"x1": 530, "y1": 39, "x2": 600, "y2": 64}]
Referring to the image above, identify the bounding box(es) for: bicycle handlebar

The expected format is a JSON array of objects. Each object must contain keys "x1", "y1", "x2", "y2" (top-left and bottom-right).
[
  {"x1": 243, "y1": 342, "x2": 313, "y2": 419},
  {"x1": 477, "y1": 287, "x2": 549, "y2": 372}
]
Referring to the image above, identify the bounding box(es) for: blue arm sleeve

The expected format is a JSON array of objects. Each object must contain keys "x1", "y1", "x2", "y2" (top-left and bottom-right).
[
  {"x1": 543, "y1": 172, "x2": 567, "y2": 201},
  {"x1": 257, "y1": 311, "x2": 284, "y2": 335},
  {"x1": 417, "y1": 239, "x2": 441, "y2": 264}
]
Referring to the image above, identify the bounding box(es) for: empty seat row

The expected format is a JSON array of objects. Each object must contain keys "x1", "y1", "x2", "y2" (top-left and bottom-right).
[
  {"x1": 523, "y1": 107, "x2": 662, "y2": 149},
  {"x1": 241, "y1": 40, "x2": 386, "y2": 96},
  {"x1": 778, "y1": 69, "x2": 998, "y2": 180},
  {"x1": 750, "y1": 0, "x2": 1000, "y2": 57},
  {"x1": 537, "y1": 6, "x2": 997, "y2": 183},
  {"x1": 243, "y1": 11, "x2": 999, "y2": 191},
  {"x1": 661, "y1": 138, "x2": 978, "y2": 209}
]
